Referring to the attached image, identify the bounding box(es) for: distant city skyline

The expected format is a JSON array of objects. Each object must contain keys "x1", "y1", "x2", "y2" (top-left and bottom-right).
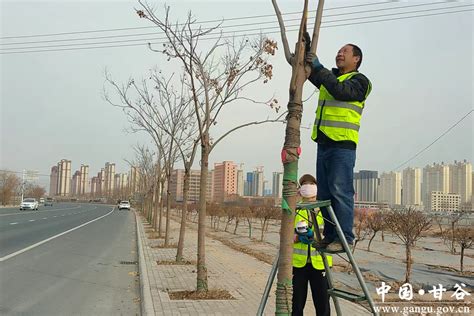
[{"x1": 1, "y1": 1, "x2": 472, "y2": 194}]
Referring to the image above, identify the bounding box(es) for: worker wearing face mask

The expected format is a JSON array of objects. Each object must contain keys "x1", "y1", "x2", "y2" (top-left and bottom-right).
[{"x1": 292, "y1": 174, "x2": 333, "y2": 316}]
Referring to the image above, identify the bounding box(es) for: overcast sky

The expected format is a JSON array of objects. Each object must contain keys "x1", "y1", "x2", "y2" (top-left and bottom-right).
[{"x1": 1, "y1": 0, "x2": 473, "y2": 188}]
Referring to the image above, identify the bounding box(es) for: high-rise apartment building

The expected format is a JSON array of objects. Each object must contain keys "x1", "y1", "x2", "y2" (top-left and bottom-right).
[
  {"x1": 272, "y1": 172, "x2": 283, "y2": 198},
  {"x1": 57, "y1": 159, "x2": 71, "y2": 196},
  {"x1": 170, "y1": 169, "x2": 214, "y2": 202},
  {"x1": 98, "y1": 168, "x2": 105, "y2": 196},
  {"x1": 90, "y1": 177, "x2": 99, "y2": 196},
  {"x1": 377, "y1": 172, "x2": 402, "y2": 206},
  {"x1": 79, "y1": 164, "x2": 89, "y2": 195},
  {"x1": 422, "y1": 162, "x2": 450, "y2": 210},
  {"x1": 402, "y1": 167, "x2": 422, "y2": 207},
  {"x1": 449, "y1": 160, "x2": 472, "y2": 204},
  {"x1": 213, "y1": 161, "x2": 237, "y2": 202},
  {"x1": 245, "y1": 172, "x2": 254, "y2": 196},
  {"x1": 236, "y1": 165, "x2": 245, "y2": 196},
  {"x1": 129, "y1": 166, "x2": 140, "y2": 195},
  {"x1": 71, "y1": 170, "x2": 81, "y2": 196},
  {"x1": 114, "y1": 174, "x2": 121, "y2": 192},
  {"x1": 254, "y1": 167, "x2": 264, "y2": 197},
  {"x1": 104, "y1": 162, "x2": 115, "y2": 197},
  {"x1": 49, "y1": 166, "x2": 58, "y2": 196},
  {"x1": 354, "y1": 170, "x2": 378, "y2": 202}
]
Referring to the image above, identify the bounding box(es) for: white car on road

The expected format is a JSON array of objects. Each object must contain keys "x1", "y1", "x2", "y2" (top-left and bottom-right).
[
  {"x1": 20, "y1": 198, "x2": 39, "y2": 211},
  {"x1": 118, "y1": 201, "x2": 131, "y2": 211}
]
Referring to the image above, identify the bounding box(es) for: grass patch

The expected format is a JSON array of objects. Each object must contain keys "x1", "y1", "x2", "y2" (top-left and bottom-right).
[{"x1": 169, "y1": 289, "x2": 234, "y2": 300}]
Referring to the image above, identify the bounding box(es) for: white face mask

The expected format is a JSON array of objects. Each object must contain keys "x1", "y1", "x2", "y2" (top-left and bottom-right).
[{"x1": 300, "y1": 184, "x2": 317, "y2": 198}]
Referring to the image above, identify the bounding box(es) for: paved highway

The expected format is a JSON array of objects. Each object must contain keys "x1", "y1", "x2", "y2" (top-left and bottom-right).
[{"x1": 0, "y1": 203, "x2": 140, "y2": 315}]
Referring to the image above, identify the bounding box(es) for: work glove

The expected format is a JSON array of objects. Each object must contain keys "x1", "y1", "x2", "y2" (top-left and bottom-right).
[
  {"x1": 298, "y1": 228, "x2": 314, "y2": 244},
  {"x1": 306, "y1": 52, "x2": 324, "y2": 72},
  {"x1": 303, "y1": 31, "x2": 311, "y2": 54}
]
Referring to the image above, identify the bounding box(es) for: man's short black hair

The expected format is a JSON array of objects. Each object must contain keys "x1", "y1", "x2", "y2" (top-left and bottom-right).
[{"x1": 348, "y1": 44, "x2": 363, "y2": 69}]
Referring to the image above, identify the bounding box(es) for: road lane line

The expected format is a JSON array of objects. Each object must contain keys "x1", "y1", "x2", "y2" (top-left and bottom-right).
[
  {"x1": 0, "y1": 208, "x2": 115, "y2": 262},
  {"x1": 29, "y1": 220, "x2": 35, "y2": 222},
  {"x1": 0, "y1": 205, "x2": 82, "y2": 217},
  {"x1": 42, "y1": 217, "x2": 47, "y2": 220},
  {"x1": 9, "y1": 222, "x2": 18, "y2": 225}
]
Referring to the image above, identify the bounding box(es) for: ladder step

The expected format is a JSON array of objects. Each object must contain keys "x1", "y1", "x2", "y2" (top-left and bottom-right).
[
  {"x1": 328, "y1": 288, "x2": 367, "y2": 302},
  {"x1": 296, "y1": 200, "x2": 332, "y2": 209}
]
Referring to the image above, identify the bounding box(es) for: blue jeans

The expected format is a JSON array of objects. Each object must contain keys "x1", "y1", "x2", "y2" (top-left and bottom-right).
[{"x1": 316, "y1": 144, "x2": 355, "y2": 244}]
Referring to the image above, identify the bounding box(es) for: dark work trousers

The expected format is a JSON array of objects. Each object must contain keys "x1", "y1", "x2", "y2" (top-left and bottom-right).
[{"x1": 292, "y1": 263, "x2": 330, "y2": 316}]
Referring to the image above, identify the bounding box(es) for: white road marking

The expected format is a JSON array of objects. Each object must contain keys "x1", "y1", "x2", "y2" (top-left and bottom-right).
[
  {"x1": 0, "y1": 205, "x2": 82, "y2": 217},
  {"x1": 9, "y1": 222, "x2": 18, "y2": 225},
  {"x1": 42, "y1": 217, "x2": 47, "y2": 220},
  {"x1": 29, "y1": 220, "x2": 35, "y2": 222},
  {"x1": 0, "y1": 208, "x2": 115, "y2": 262}
]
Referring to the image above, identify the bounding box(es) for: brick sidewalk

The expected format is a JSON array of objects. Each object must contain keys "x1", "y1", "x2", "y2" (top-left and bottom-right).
[{"x1": 136, "y1": 212, "x2": 372, "y2": 315}]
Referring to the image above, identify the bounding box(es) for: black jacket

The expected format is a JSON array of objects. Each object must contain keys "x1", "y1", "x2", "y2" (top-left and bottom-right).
[{"x1": 308, "y1": 67, "x2": 371, "y2": 150}]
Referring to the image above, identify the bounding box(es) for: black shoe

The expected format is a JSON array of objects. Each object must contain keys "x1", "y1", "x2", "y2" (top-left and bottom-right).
[
  {"x1": 322, "y1": 240, "x2": 354, "y2": 254},
  {"x1": 312, "y1": 238, "x2": 332, "y2": 249}
]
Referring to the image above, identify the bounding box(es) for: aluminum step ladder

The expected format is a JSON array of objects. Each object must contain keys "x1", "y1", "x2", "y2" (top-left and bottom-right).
[{"x1": 257, "y1": 200, "x2": 379, "y2": 316}]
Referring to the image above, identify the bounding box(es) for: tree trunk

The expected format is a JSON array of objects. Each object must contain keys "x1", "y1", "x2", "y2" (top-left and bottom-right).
[
  {"x1": 260, "y1": 219, "x2": 267, "y2": 242},
  {"x1": 225, "y1": 218, "x2": 230, "y2": 232},
  {"x1": 196, "y1": 142, "x2": 209, "y2": 292},
  {"x1": 367, "y1": 232, "x2": 377, "y2": 252},
  {"x1": 276, "y1": 30, "x2": 308, "y2": 316},
  {"x1": 234, "y1": 218, "x2": 239, "y2": 234},
  {"x1": 352, "y1": 239, "x2": 359, "y2": 254},
  {"x1": 247, "y1": 218, "x2": 253, "y2": 239},
  {"x1": 405, "y1": 244, "x2": 412, "y2": 283},
  {"x1": 153, "y1": 185, "x2": 159, "y2": 231},
  {"x1": 164, "y1": 178, "x2": 171, "y2": 246},
  {"x1": 176, "y1": 168, "x2": 190, "y2": 262},
  {"x1": 159, "y1": 180, "x2": 165, "y2": 237},
  {"x1": 261, "y1": 218, "x2": 270, "y2": 242},
  {"x1": 147, "y1": 195, "x2": 152, "y2": 224},
  {"x1": 451, "y1": 222, "x2": 456, "y2": 254},
  {"x1": 460, "y1": 245, "x2": 465, "y2": 272},
  {"x1": 381, "y1": 230, "x2": 385, "y2": 242}
]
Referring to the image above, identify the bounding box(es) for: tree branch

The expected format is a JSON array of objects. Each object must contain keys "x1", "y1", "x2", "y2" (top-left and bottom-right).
[
  {"x1": 210, "y1": 112, "x2": 287, "y2": 153},
  {"x1": 271, "y1": 0, "x2": 292, "y2": 65}
]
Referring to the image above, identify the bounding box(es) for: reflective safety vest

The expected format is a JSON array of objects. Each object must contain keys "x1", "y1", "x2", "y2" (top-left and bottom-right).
[
  {"x1": 311, "y1": 71, "x2": 371, "y2": 144},
  {"x1": 293, "y1": 208, "x2": 332, "y2": 270}
]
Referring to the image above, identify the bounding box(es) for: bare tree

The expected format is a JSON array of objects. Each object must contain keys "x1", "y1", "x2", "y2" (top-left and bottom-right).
[
  {"x1": 386, "y1": 208, "x2": 432, "y2": 283},
  {"x1": 104, "y1": 69, "x2": 186, "y2": 245},
  {"x1": 271, "y1": 0, "x2": 325, "y2": 312},
  {"x1": 366, "y1": 210, "x2": 386, "y2": 252},
  {"x1": 136, "y1": 1, "x2": 283, "y2": 292},
  {"x1": 447, "y1": 212, "x2": 465, "y2": 254},
  {"x1": 224, "y1": 205, "x2": 236, "y2": 232},
  {"x1": 242, "y1": 206, "x2": 255, "y2": 239},
  {"x1": 352, "y1": 209, "x2": 371, "y2": 254},
  {"x1": 24, "y1": 184, "x2": 46, "y2": 201},
  {"x1": 254, "y1": 205, "x2": 279, "y2": 242},
  {"x1": 129, "y1": 144, "x2": 161, "y2": 227},
  {"x1": 451, "y1": 227, "x2": 473, "y2": 272},
  {"x1": 174, "y1": 137, "x2": 200, "y2": 261},
  {"x1": 0, "y1": 171, "x2": 21, "y2": 206}
]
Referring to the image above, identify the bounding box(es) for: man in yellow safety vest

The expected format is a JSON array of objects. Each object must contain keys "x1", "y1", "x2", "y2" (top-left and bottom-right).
[
  {"x1": 306, "y1": 44, "x2": 372, "y2": 253},
  {"x1": 293, "y1": 174, "x2": 332, "y2": 316}
]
